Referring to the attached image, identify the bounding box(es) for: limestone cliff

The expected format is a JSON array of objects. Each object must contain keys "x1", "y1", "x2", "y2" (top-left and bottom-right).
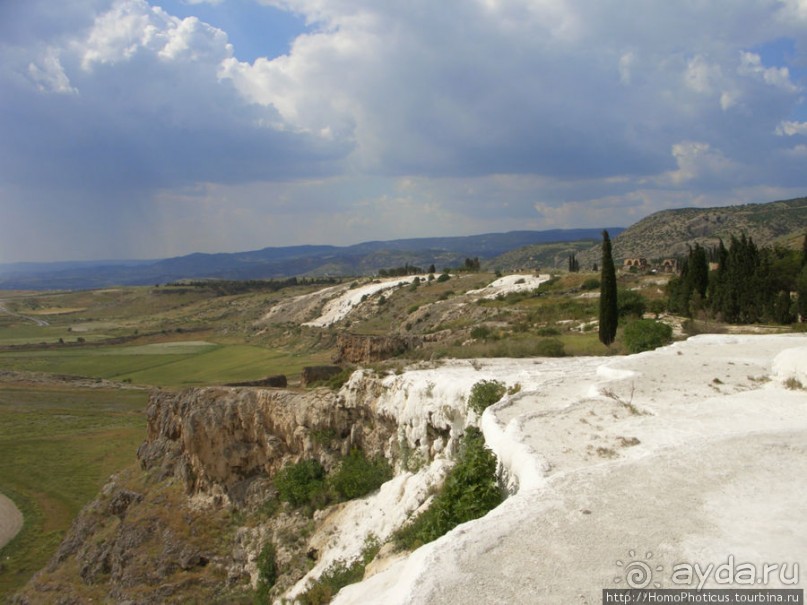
[
  {"x1": 333, "y1": 333, "x2": 422, "y2": 364},
  {"x1": 136, "y1": 386, "x2": 395, "y2": 505},
  {"x1": 11, "y1": 374, "x2": 461, "y2": 604}
]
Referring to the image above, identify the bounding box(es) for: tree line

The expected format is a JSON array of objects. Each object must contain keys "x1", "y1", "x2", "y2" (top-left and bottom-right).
[{"x1": 667, "y1": 233, "x2": 807, "y2": 324}]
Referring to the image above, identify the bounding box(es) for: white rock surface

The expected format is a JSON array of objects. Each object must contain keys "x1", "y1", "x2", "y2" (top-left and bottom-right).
[{"x1": 326, "y1": 334, "x2": 807, "y2": 604}]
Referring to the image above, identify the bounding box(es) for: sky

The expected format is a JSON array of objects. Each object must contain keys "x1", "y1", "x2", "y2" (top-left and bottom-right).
[{"x1": 1, "y1": 0, "x2": 807, "y2": 263}]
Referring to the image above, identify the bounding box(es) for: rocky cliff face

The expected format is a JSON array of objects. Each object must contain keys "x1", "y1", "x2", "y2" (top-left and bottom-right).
[
  {"x1": 137, "y1": 386, "x2": 395, "y2": 505},
  {"x1": 333, "y1": 333, "x2": 422, "y2": 363},
  {"x1": 12, "y1": 375, "x2": 460, "y2": 604}
]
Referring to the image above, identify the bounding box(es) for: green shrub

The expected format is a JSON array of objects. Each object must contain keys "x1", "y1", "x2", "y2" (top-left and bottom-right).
[
  {"x1": 536, "y1": 326, "x2": 560, "y2": 336},
  {"x1": 393, "y1": 427, "x2": 503, "y2": 550},
  {"x1": 581, "y1": 278, "x2": 600, "y2": 290},
  {"x1": 436, "y1": 273, "x2": 451, "y2": 283},
  {"x1": 534, "y1": 338, "x2": 565, "y2": 357},
  {"x1": 330, "y1": 449, "x2": 392, "y2": 501},
  {"x1": 325, "y1": 368, "x2": 354, "y2": 390},
  {"x1": 255, "y1": 541, "x2": 278, "y2": 604},
  {"x1": 470, "y1": 325, "x2": 492, "y2": 340},
  {"x1": 467, "y1": 379, "x2": 507, "y2": 414},
  {"x1": 623, "y1": 319, "x2": 673, "y2": 353},
  {"x1": 648, "y1": 299, "x2": 666, "y2": 317},
  {"x1": 299, "y1": 536, "x2": 381, "y2": 604},
  {"x1": 618, "y1": 289, "x2": 647, "y2": 318},
  {"x1": 274, "y1": 459, "x2": 327, "y2": 508}
]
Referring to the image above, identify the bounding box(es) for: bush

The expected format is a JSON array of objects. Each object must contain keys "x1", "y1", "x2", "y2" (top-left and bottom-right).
[
  {"x1": 274, "y1": 459, "x2": 327, "y2": 508},
  {"x1": 536, "y1": 326, "x2": 560, "y2": 336},
  {"x1": 255, "y1": 542, "x2": 278, "y2": 604},
  {"x1": 467, "y1": 380, "x2": 507, "y2": 414},
  {"x1": 533, "y1": 338, "x2": 565, "y2": 357},
  {"x1": 618, "y1": 289, "x2": 647, "y2": 318},
  {"x1": 325, "y1": 368, "x2": 353, "y2": 391},
  {"x1": 299, "y1": 535, "x2": 381, "y2": 604},
  {"x1": 623, "y1": 319, "x2": 673, "y2": 353},
  {"x1": 581, "y1": 278, "x2": 600, "y2": 291},
  {"x1": 393, "y1": 427, "x2": 503, "y2": 550},
  {"x1": 330, "y1": 449, "x2": 392, "y2": 501},
  {"x1": 436, "y1": 273, "x2": 451, "y2": 283},
  {"x1": 470, "y1": 325, "x2": 492, "y2": 340}
]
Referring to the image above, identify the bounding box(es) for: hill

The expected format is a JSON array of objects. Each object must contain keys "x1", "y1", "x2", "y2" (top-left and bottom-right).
[
  {"x1": 0, "y1": 229, "x2": 618, "y2": 291},
  {"x1": 576, "y1": 196, "x2": 807, "y2": 268}
]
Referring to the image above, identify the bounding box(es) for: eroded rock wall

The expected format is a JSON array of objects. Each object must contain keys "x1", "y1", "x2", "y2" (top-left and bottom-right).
[
  {"x1": 13, "y1": 371, "x2": 474, "y2": 604},
  {"x1": 333, "y1": 333, "x2": 422, "y2": 363},
  {"x1": 137, "y1": 386, "x2": 397, "y2": 503}
]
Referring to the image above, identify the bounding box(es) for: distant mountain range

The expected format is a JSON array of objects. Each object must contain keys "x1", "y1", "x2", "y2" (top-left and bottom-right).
[
  {"x1": 5, "y1": 196, "x2": 804, "y2": 291},
  {"x1": 0, "y1": 229, "x2": 620, "y2": 291}
]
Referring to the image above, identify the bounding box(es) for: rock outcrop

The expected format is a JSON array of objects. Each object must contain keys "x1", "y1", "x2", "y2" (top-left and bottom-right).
[
  {"x1": 12, "y1": 382, "x2": 407, "y2": 604},
  {"x1": 300, "y1": 365, "x2": 343, "y2": 387},
  {"x1": 12, "y1": 365, "x2": 481, "y2": 604},
  {"x1": 137, "y1": 386, "x2": 396, "y2": 503},
  {"x1": 333, "y1": 333, "x2": 421, "y2": 364},
  {"x1": 225, "y1": 374, "x2": 287, "y2": 388}
]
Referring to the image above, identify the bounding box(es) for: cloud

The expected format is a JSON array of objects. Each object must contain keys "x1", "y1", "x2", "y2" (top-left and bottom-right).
[
  {"x1": 738, "y1": 51, "x2": 799, "y2": 92},
  {"x1": 27, "y1": 47, "x2": 77, "y2": 94},
  {"x1": 776, "y1": 120, "x2": 807, "y2": 136},
  {"x1": 658, "y1": 141, "x2": 739, "y2": 187},
  {"x1": 1, "y1": 0, "x2": 347, "y2": 193},
  {"x1": 220, "y1": 0, "x2": 807, "y2": 183},
  {"x1": 2, "y1": 0, "x2": 807, "y2": 262}
]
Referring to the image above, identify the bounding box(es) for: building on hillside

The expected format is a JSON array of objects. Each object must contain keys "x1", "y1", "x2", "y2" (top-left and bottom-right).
[
  {"x1": 623, "y1": 258, "x2": 648, "y2": 270},
  {"x1": 659, "y1": 258, "x2": 679, "y2": 273}
]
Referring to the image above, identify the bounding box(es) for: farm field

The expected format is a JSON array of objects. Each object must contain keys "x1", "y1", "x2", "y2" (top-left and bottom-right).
[{"x1": 0, "y1": 342, "x2": 327, "y2": 387}]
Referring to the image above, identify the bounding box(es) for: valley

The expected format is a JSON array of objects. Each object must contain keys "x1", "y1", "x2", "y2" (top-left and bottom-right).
[{"x1": 0, "y1": 204, "x2": 805, "y2": 603}]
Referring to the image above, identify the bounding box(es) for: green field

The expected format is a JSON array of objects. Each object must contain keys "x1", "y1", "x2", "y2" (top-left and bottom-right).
[
  {"x1": 0, "y1": 286, "x2": 337, "y2": 599},
  {"x1": 0, "y1": 385, "x2": 149, "y2": 597},
  {"x1": 0, "y1": 342, "x2": 330, "y2": 387}
]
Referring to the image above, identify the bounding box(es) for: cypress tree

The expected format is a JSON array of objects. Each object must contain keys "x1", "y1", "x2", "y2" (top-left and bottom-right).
[
  {"x1": 690, "y1": 244, "x2": 709, "y2": 300},
  {"x1": 568, "y1": 253, "x2": 579, "y2": 273},
  {"x1": 801, "y1": 233, "x2": 807, "y2": 267},
  {"x1": 599, "y1": 230, "x2": 618, "y2": 346}
]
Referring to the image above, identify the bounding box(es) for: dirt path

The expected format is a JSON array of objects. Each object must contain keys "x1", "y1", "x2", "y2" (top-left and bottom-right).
[
  {"x1": 0, "y1": 491, "x2": 23, "y2": 551},
  {"x1": 0, "y1": 300, "x2": 49, "y2": 327}
]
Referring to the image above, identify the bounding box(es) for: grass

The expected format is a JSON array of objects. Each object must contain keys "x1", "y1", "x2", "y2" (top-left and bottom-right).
[
  {"x1": 0, "y1": 384, "x2": 148, "y2": 597},
  {"x1": 0, "y1": 343, "x2": 330, "y2": 387},
  {"x1": 0, "y1": 321, "x2": 114, "y2": 346}
]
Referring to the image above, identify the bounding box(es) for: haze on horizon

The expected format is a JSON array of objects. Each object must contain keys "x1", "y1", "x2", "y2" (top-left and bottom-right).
[{"x1": 2, "y1": 0, "x2": 807, "y2": 264}]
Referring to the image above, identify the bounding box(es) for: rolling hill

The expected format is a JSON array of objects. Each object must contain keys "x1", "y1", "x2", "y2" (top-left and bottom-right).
[
  {"x1": 575, "y1": 196, "x2": 807, "y2": 268},
  {"x1": 0, "y1": 229, "x2": 618, "y2": 291}
]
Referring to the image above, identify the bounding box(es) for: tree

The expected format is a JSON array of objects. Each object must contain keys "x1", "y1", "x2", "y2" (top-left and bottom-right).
[
  {"x1": 797, "y1": 265, "x2": 807, "y2": 322},
  {"x1": 568, "y1": 253, "x2": 579, "y2": 273},
  {"x1": 802, "y1": 233, "x2": 807, "y2": 267},
  {"x1": 689, "y1": 244, "x2": 709, "y2": 301},
  {"x1": 599, "y1": 230, "x2": 618, "y2": 346},
  {"x1": 463, "y1": 257, "x2": 481, "y2": 272},
  {"x1": 667, "y1": 244, "x2": 709, "y2": 316}
]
